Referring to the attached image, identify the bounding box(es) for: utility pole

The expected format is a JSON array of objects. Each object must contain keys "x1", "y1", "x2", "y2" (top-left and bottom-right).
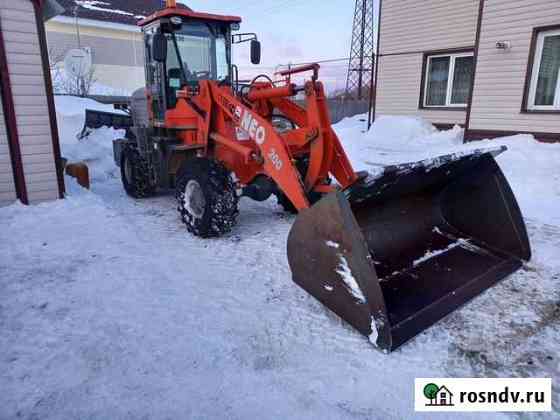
[{"x1": 345, "y1": 0, "x2": 375, "y2": 100}]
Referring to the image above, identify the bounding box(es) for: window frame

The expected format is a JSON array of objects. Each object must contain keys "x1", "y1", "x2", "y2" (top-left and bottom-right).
[
  {"x1": 420, "y1": 50, "x2": 474, "y2": 110},
  {"x1": 526, "y1": 27, "x2": 560, "y2": 112}
]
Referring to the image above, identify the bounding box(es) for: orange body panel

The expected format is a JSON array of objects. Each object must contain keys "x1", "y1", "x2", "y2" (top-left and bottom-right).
[
  {"x1": 162, "y1": 65, "x2": 358, "y2": 210},
  {"x1": 247, "y1": 84, "x2": 295, "y2": 102}
]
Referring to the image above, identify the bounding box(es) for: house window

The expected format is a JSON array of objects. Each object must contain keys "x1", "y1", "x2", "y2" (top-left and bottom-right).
[
  {"x1": 528, "y1": 28, "x2": 560, "y2": 110},
  {"x1": 423, "y1": 52, "x2": 474, "y2": 108}
]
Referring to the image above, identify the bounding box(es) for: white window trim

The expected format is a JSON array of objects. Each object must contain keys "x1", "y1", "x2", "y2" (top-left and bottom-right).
[
  {"x1": 528, "y1": 28, "x2": 560, "y2": 111},
  {"x1": 423, "y1": 52, "x2": 474, "y2": 108}
]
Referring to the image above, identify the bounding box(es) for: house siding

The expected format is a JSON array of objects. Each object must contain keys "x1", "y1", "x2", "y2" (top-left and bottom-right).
[
  {"x1": 468, "y1": 0, "x2": 560, "y2": 135},
  {"x1": 0, "y1": 0, "x2": 59, "y2": 204},
  {"x1": 376, "y1": 53, "x2": 468, "y2": 125},
  {"x1": 376, "y1": 0, "x2": 479, "y2": 125},
  {"x1": 0, "y1": 88, "x2": 17, "y2": 206},
  {"x1": 380, "y1": 0, "x2": 479, "y2": 55},
  {"x1": 46, "y1": 20, "x2": 145, "y2": 93}
]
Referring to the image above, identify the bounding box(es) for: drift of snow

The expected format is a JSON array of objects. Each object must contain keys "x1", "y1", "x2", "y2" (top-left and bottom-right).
[
  {"x1": 336, "y1": 255, "x2": 366, "y2": 304},
  {"x1": 55, "y1": 96, "x2": 127, "y2": 181},
  {"x1": 55, "y1": 95, "x2": 125, "y2": 141},
  {"x1": 337, "y1": 114, "x2": 560, "y2": 226},
  {"x1": 63, "y1": 126, "x2": 125, "y2": 181}
]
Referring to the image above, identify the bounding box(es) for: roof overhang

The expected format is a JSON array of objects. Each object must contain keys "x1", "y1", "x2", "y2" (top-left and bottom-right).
[{"x1": 139, "y1": 7, "x2": 241, "y2": 27}]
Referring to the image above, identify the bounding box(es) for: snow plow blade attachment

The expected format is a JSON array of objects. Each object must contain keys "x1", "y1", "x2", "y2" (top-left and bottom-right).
[
  {"x1": 79, "y1": 109, "x2": 132, "y2": 139},
  {"x1": 287, "y1": 147, "x2": 531, "y2": 352}
]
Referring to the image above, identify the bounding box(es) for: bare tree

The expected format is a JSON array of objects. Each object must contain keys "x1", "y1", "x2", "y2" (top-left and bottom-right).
[
  {"x1": 48, "y1": 47, "x2": 66, "y2": 94},
  {"x1": 48, "y1": 46, "x2": 97, "y2": 97}
]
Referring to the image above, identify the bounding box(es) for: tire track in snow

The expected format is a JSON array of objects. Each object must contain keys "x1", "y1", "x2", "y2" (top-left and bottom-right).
[
  {"x1": 92, "y1": 180, "x2": 347, "y2": 344},
  {"x1": 93, "y1": 180, "x2": 299, "y2": 334},
  {"x1": 95, "y1": 182, "x2": 377, "y2": 366}
]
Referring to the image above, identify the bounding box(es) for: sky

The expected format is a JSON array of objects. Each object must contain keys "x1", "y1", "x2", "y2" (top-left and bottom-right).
[{"x1": 180, "y1": 0, "x2": 357, "y2": 88}]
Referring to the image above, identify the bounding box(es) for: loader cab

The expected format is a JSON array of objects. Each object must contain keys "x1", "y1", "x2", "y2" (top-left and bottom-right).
[
  {"x1": 143, "y1": 17, "x2": 232, "y2": 121},
  {"x1": 140, "y1": 7, "x2": 250, "y2": 124}
]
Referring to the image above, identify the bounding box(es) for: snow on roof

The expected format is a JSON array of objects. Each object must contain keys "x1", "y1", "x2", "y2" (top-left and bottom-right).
[{"x1": 56, "y1": 0, "x2": 191, "y2": 27}]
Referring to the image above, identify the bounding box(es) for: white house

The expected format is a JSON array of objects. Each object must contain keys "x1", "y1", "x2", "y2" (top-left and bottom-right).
[
  {"x1": 45, "y1": 0, "x2": 191, "y2": 94},
  {"x1": 373, "y1": 0, "x2": 560, "y2": 142}
]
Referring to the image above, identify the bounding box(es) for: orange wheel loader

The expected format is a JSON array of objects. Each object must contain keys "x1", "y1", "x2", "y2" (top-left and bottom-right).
[{"x1": 107, "y1": 1, "x2": 531, "y2": 352}]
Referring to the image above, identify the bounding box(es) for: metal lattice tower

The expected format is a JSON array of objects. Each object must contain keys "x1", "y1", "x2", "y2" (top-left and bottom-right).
[{"x1": 345, "y1": 0, "x2": 375, "y2": 100}]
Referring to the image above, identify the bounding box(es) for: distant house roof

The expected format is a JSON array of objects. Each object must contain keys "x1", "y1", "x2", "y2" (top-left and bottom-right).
[{"x1": 56, "y1": 0, "x2": 191, "y2": 27}]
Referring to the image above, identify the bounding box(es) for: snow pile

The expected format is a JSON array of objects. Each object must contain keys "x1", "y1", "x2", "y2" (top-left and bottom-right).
[
  {"x1": 55, "y1": 96, "x2": 126, "y2": 181},
  {"x1": 63, "y1": 126, "x2": 125, "y2": 181},
  {"x1": 336, "y1": 114, "x2": 560, "y2": 225},
  {"x1": 55, "y1": 95, "x2": 123, "y2": 139},
  {"x1": 335, "y1": 115, "x2": 464, "y2": 173},
  {"x1": 367, "y1": 115, "x2": 439, "y2": 142}
]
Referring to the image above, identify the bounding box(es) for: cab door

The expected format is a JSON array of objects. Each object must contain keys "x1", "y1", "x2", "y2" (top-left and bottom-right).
[{"x1": 143, "y1": 25, "x2": 167, "y2": 124}]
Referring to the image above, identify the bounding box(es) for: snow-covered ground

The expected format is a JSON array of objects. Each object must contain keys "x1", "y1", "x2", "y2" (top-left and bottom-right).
[{"x1": 1, "y1": 98, "x2": 559, "y2": 419}]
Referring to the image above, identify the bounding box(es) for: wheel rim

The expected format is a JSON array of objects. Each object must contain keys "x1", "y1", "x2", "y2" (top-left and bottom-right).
[
  {"x1": 184, "y1": 180, "x2": 205, "y2": 219},
  {"x1": 124, "y1": 155, "x2": 133, "y2": 184}
]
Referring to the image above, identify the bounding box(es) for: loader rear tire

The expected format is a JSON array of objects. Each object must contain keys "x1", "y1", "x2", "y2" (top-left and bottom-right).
[
  {"x1": 121, "y1": 144, "x2": 155, "y2": 198},
  {"x1": 176, "y1": 158, "x2": 239, "y2": 238}
]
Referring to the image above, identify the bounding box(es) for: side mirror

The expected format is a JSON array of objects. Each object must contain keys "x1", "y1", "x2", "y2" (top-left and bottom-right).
[
  {"x1": 153, "y1": 32, "x2": 167, "y2": 62},
  {"x1": 250, "y1": 40, "x2": 261, "y2": 65}
]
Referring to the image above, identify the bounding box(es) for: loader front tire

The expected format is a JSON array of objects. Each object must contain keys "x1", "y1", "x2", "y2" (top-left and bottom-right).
[
  {"x1": 176, "y1": 158, "x2": 239, "y2": 238},
  {"x1": 121, "y1": 144, "x2": 155, "y2": 198}
]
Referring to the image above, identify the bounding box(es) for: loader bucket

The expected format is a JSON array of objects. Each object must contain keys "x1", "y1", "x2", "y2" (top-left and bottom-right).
[{"x1": 287, "y1": 147, "x2": 531, "y2": 352}]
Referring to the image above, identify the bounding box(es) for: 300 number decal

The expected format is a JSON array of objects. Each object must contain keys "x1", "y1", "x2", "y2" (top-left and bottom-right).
[{"x1": 268, "y1": 148, "x2": 283, "y2": 171}]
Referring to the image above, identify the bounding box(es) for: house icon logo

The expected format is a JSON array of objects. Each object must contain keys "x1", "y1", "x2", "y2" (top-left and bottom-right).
[{"x1": 423, "y1": 383, "x2": 454, "y2": 407}]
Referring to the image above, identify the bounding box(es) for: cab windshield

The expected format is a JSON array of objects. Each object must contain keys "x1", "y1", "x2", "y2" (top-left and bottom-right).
[{"x1": 166, "y1": 21, "x2": 230, "y2": 85}]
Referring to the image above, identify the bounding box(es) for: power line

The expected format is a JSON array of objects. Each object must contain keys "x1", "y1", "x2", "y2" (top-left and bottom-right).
[
  {"x1": 278, "y1": 57, "x2": 351, "y2": 67},
  {"x1": 346, "y1": 0, "x2": 375, "y2": 100}
]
